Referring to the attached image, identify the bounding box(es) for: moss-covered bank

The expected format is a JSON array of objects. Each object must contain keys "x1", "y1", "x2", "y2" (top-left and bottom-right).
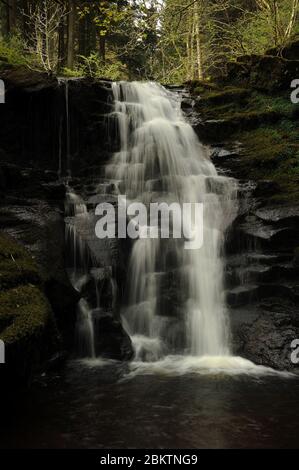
[
  {"x1": 189, "y1": 73, "x2": 299, "y2": 202},
  {"x1": 0, "y1": 232, "x2": 59, "y2": 385}
]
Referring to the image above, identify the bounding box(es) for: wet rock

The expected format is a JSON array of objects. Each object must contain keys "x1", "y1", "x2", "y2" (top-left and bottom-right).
[
  {"x1": 253, "y1": 180, "x2": 281, "y2": 198},
  {"x1": 294, "y1": 248, "x2": 299, "y2": 267},
  {"x1": 254, "y1": 205, "x2": 299, "y2": 227},
  {"x1": 94, "y1": 313, "x2": 134, "y2": 361},
  {"x1": 45, "y1": 278, "x2": 80, "y2": 343},
  {"x1": 195, "y1": 111, "x2": 281, "y2": 142},
  {"x1": 41, "y1": 182, "x2": 66, "y2": 201},
  {"x1": 44, "y1": 351, "x2": 68, "y2": 372},
  {"x1": 227, "y1": 285, "x2": 259, "y2": 307},
  {"x1": 0, "y1": 68, "x2": 113, "y2": 175},
  {"x1": 210, "y1": 147, "x2": 239, "y2": 164},
  {"x1": 181, "y1": 97, "x2": 194, "y2": 111},
  {"x1": 236, "y1": 215, "x2": 299, "y2": 250}
]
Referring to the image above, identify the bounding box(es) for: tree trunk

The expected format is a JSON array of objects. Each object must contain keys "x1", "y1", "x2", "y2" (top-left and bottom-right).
[
  {"x1": 58, "y1": 17, "x2": 66, "y2": 69},
  {"x1": 8, "y1": 0, "x2": 17, "y2": 33},
  {"x1": 99, "y1": 36, "x2": 106, "y2": 63},
  {"x1": 79, "y1": 15, "x2": 86, "y2": 57},
  {"x1": 67, "y1": 0, "x2": 76, "y2": 69},
  {"x1": 21, "y1": 0, "x2": 30, "y2": 39},
  {"x1": 190, "y1": 14, "x2": 195, "y2": 80},
  {"x1": 194, "y1": 1, "x2": 204, "y2": 80},
  {"x1": 1, "y1": 2, "x2": 10, "y2": 36},
  {"x1": 285, "y1": 0, "x2": 299, "y2": 40}
]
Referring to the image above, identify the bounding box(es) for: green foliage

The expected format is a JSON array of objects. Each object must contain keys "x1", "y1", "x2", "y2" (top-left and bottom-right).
[
  {"x1": 63, "y1": 52, "x2": 128, "y2": 80},
  {"x1": 61, "y1": 67, "x2": 83, "y2": 78},
  {"x1": 0, "y1": 34, "x2": 37, "y2": 68},
  {"x1": 0, "y1": 0, "x2": 298, "y2": 81}
]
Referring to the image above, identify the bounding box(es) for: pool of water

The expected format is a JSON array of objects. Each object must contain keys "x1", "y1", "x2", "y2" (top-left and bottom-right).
[{"x1": 1, "y1": 359, "x2": 299, "y2": 449}]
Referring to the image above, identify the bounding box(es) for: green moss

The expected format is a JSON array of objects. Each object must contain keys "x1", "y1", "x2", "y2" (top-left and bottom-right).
[
  {"x1": 196, "y1": 86, "x2": 251, "y2": 107},
  {"x1": 194, "y1": 82, "x2": 296, "y2": 122},
  {"x1": 191, "y1": 79, "x2": 299, "y2": 201},
  {"x1": 234, "y1": 122, "x2": 299, "y2": 201},
  {"x1": 0, "y1": 285, "x2": 51, "y2": 345},
  {"x1": 0, "y1": 232, "x2": 41, "y2": 290},
  {"x1": 0, "y1": 232, "x2": 58, "y2": 368},
  {"x1": 189, "y1": 80, "x2": 220, "y2": 94}
]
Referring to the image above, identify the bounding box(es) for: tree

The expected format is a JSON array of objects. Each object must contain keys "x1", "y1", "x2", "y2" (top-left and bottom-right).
[
  {"x1": 67, "y1": 0, "x2": 75, "y2": 69},
  {"x1": 24, "y1": 0, "x2": 68, "y2": 72},
  {"x1": 255, "y1": 0, "x2": 299, "y2": 45}
]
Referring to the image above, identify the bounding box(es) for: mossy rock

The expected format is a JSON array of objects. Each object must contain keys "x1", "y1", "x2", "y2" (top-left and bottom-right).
[
  {"x1": 233, "y1": 121, "x2": 299, "y2": 202},
  {"x1": 187, "y1": 80, "x2": 219, "y2": 94},
  {"x1": 0, "y1": 232, "x2": 59, "y2": 384},
  {"x1": 196, "y1": 109, "x2": 282, "y2": 142},
  {"x1": 0, "y1": 232, "x2": 41, "y2": 290},
  {"x1": 0, "y1": 285, "x2": 51, "y2": 344},
  {"x1": 196, "y1": 86, "x2": 251, "y2": 106},
  {"x1": 189, "y1": 75, "x2": 299, "y2": 202}
]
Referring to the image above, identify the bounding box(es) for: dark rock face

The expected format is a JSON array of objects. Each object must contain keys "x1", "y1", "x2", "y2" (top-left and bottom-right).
[
  {"x1": 195, "y1": 110, "x2": 282, "y2": 142},
  {"x1": 217, "y1": 151, "x2": 299, "y2": 370},
  {"x1": 0, "y1": 69, "x2": 131, "y2": 382},
  {"x1": 185, "y1": 75, "x2": 299, "y2": 370},
  {"x1": 0, "y1": 67, "x2": 113, "y2": 176},
  {"x1": 0, "y1": 165, "x2": 79, "y2": 351}
]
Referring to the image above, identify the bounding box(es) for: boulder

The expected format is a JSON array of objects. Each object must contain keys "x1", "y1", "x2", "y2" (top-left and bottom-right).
[{"x1": 94, "y1": 312, "x2": 133, "y2": 361}]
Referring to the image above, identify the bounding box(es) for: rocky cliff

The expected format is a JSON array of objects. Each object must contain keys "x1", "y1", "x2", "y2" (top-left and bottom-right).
[{"x1": 185, "y1": 40, "x2": 299, "y2": 370}]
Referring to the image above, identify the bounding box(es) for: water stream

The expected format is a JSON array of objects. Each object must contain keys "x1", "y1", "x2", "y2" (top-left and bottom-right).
[
  {"x1": 107, "y1": 81, "x2": 238, "y2": 364},
  {"x1": 65, "y1": 81, "x2": 289, "y2": 375}
]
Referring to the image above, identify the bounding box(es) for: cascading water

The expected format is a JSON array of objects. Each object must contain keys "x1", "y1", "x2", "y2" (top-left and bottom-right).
[
  {"x1": 58, "y1": 78, "x2": 72, "y2": 178},
  {"x1": 65, "y1": 188, "x2": 97, "y2": 358},
  {"x1": 107, "y1": 82, "x2": 239, "y2": 363}
]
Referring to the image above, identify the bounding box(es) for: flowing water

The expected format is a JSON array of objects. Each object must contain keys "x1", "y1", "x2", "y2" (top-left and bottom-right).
[{"x1": 107, "y1": 81, "x2": 238, "y2": 364}]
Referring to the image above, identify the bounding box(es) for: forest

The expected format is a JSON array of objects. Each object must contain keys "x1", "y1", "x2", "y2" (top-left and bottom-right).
[{"x1": 0, "y1": 0, "x2": 298, "y2": 83}]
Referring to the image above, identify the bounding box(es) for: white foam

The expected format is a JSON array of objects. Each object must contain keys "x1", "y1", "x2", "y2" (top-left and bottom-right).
[{"x1": 125, "y1": 355, "x2": 294, "y2": 379}]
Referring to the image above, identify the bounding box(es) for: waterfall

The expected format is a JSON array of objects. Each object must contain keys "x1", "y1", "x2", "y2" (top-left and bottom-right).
[
  {"x1": 65, "y1": 80, "x2": 71, "y2": 176},
  {"x1": 58, "y1": 78, "x2": 72, "y2": 177},
  {"x1": 107, "y1": 82, "x2": 238, "y2": 362},
  {"x1": 65, "y1": 187, "x2": 97, "y2": 358}
]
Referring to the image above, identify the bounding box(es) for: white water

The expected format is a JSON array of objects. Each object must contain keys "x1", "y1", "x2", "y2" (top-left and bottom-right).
[
  {"x1": 65, "y1": 187, "x2": 97, "y2": 358},
  {"x1": 107, "y1": 81, "x2": 239, "y2": 363}
]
